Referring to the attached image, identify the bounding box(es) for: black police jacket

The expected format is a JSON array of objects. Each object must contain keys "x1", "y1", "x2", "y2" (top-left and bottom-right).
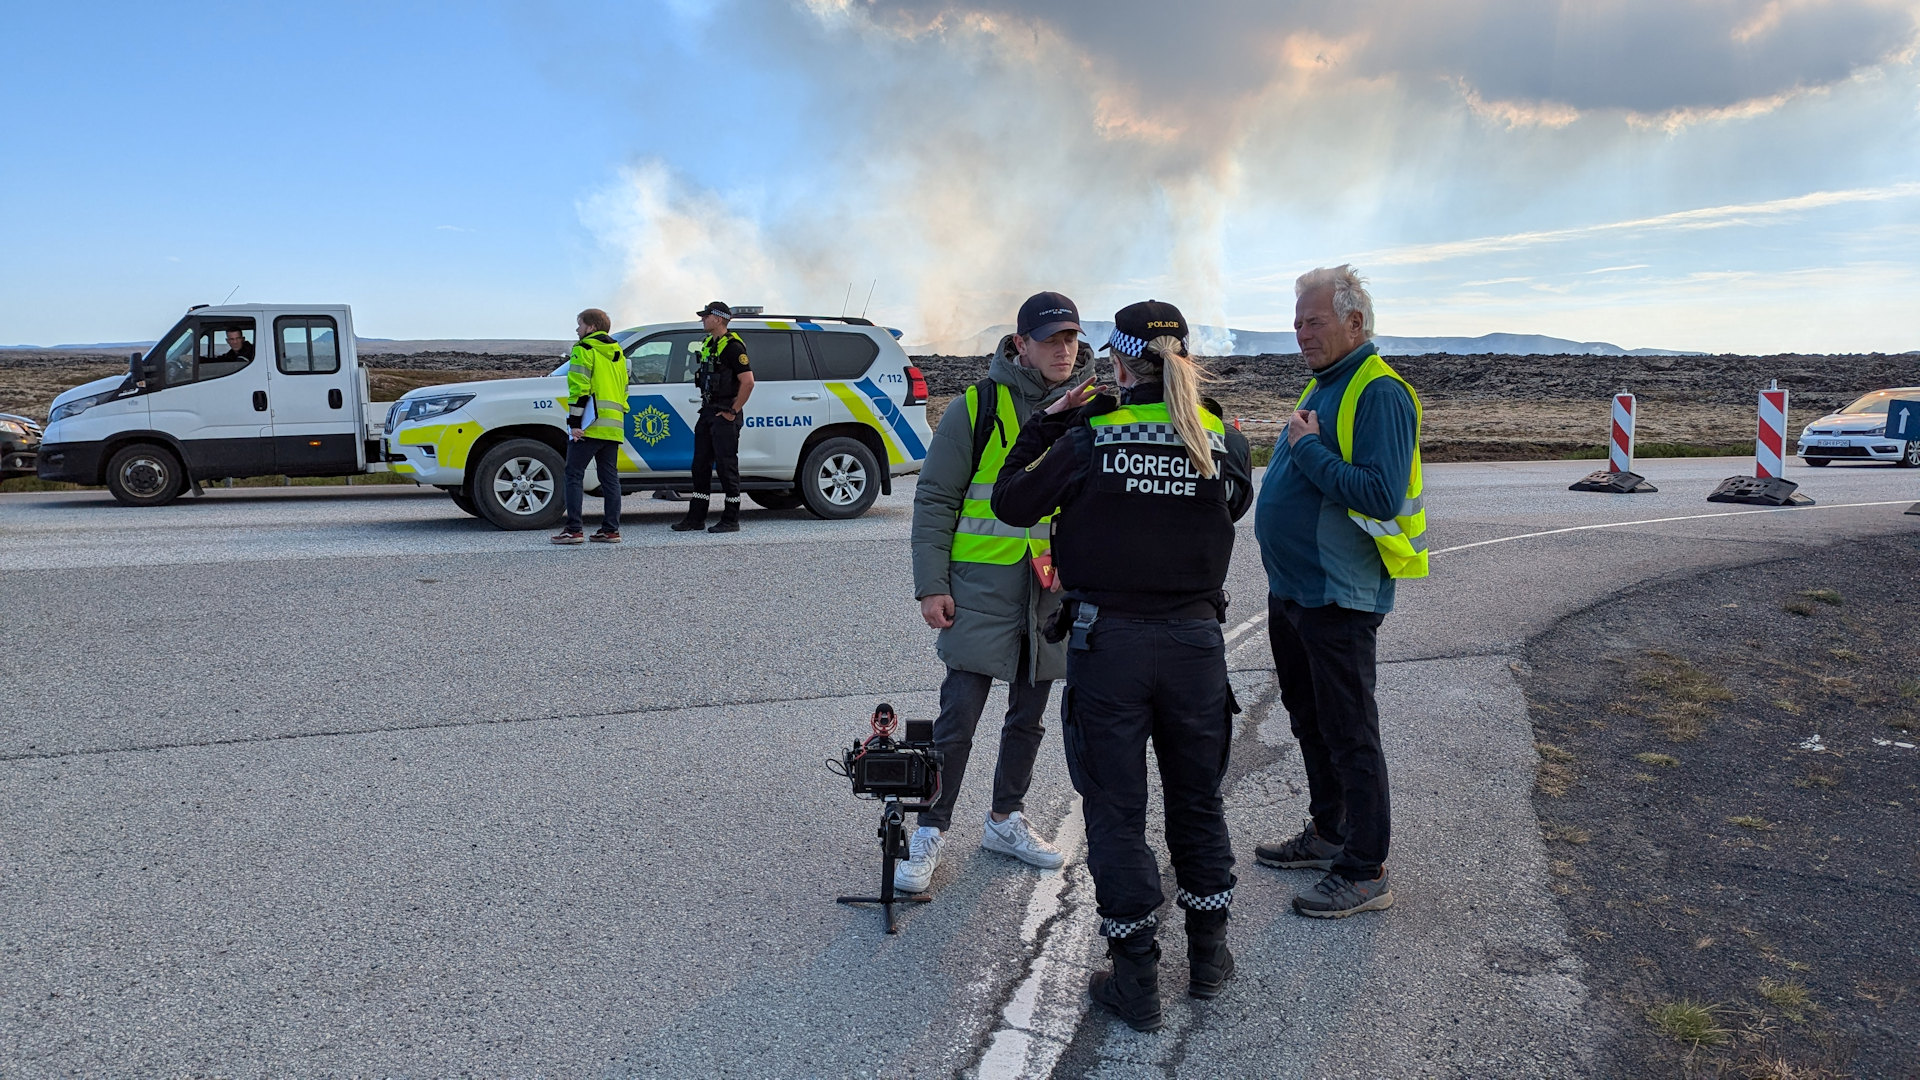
[{"x1": 991, "y1": 383, "x2": 1254, "y2": 618}]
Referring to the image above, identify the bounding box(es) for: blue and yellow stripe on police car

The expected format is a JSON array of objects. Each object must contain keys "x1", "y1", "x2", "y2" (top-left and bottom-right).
[{"x1": 825, "y1": 379, "x2": 926, "y2": 464}]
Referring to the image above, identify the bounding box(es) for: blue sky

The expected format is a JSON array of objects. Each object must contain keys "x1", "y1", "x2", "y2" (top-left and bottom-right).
[{"x1": 3, "y1": 1, "x2": 1917, "y2": 353}]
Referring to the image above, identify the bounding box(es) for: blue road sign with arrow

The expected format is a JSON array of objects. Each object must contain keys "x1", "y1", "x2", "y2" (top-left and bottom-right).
[{"x1": 1890, "y1": 400, "x2": 1920, "y2": 443}]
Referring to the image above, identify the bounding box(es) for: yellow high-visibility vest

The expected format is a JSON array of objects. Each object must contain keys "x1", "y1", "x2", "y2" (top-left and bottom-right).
[
  {"x1": 951, "y1": 381, "x2": 1053, "y2": 564},
  {"x1": 1296, "y1": 354, "x2": 1428, "y2": 579},
  {"x1": 568, "y1": 334, "x2": 629, "y2": 442}
]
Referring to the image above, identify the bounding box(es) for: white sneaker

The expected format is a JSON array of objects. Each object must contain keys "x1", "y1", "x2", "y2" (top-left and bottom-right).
[
  {"x1": 981, "y1": 811, "x2": 1066, "y2": 869},
  {"x1": 894, "y1": 826, "x2": 944, "y2": 893}
]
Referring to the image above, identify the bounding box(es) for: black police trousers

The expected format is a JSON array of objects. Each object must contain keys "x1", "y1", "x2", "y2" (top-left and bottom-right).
[
  {"x1": 1063, "y1": 616, "x2": 1236, "y2": 939},
  {"x1": 691, "y1": 406, "x2": 740, "y2": 498}
]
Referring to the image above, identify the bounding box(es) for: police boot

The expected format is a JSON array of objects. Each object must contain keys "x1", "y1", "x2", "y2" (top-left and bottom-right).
[
  {"x1": 1089, "y1": 930, "x2": 1163, "y2": 1032},
  {"x1": 670, "y1": 499, "x2": 709, "y2": 531},
  {"x1": 1185, "y1": 908, "x2": 1234, "y2": 1000},
  {"x1": 708, "y1": 497, "x2": 741, "y2": 533}
]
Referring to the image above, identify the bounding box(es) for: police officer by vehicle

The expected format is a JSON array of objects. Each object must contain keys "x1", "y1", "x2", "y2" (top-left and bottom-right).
[
  {"x1": 673, "y1": 301, "x2": 755, "y2": 533},
  {"x1": 992, "y1": 300, "x2": 1254, "y2": 1031}
]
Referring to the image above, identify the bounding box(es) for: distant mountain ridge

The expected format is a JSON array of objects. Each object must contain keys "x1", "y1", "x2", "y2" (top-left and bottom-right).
[{"x1": 908, "y1": 323, "x2": 1702, "y2": 358}]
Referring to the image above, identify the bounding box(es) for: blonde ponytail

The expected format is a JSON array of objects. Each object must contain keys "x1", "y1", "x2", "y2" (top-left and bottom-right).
[{"x1": 1127, "y1": 337, "x2": 1218, "y2": 479}]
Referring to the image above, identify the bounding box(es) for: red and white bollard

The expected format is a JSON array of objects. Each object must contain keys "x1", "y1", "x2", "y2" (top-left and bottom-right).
[
  {"x1": 1610, "y1": 392, "x2": 1636, "y2": 474},
  {"x1": 1755, "y1": 381, "x2": 1789, "y2": 479},
  {"x1": 1571, "y1": 389, "x2": 1656, "y2": 492},
  {"x1": 1709, "y1": 379, "x2": 1812, "y2": 506}
]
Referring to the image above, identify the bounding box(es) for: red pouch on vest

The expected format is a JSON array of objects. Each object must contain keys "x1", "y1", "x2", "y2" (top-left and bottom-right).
[{"x1": 1031, "y1": 553, "x2": 1057, "y2": 589}]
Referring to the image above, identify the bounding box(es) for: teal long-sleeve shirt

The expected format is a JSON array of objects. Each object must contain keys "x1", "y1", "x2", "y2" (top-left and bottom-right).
[{"x1": 1254, "y1": 341, "x2": 1417, "y2": 614}]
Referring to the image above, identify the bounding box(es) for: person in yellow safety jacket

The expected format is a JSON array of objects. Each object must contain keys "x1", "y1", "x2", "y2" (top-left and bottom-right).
[
  {"x1": 552, "y1": 308, "x2": 630, "y2": 545},
  {"x1": 896, "y1": 291, "x2": 1091, "y2": 896},
  {"x1": 1252, "y1": 264, "x2": 1423, "y2": 920}
]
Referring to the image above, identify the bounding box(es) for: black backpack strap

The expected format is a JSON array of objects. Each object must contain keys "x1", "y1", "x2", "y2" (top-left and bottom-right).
[{"x1": 968, "y1": 377, "x2": 1000, "y2": 474}]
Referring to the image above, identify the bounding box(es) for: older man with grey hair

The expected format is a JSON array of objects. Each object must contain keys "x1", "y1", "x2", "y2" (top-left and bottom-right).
[{"x1": 1252, "y1": 264, "x2": 1425, "y2": 919}]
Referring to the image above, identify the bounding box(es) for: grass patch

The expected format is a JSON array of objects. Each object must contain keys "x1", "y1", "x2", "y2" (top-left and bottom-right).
[
  {"x1": 1727, "y1": 815, "x2": 1774, "y2": 831},
  {"x1": 1758, "y1": 977, "x2": 1814, "y2": 1022},
  {"x1": 1735, "y1": 1056, "x2": 1843, "y2": 1080},
  {"x1": 1799, "y1": 589, "x2": 1843, "y2": 607},
  {"x1": 1568, "y1": 441, "x2": 1753, "y2": 459},
  {"x1": 1647, "y1": 999, "x2": 1732, "y2": 1047},
  {"x1": 1542, "y1": 822, "x2": 1591, "y2": 844},
  {"x1": 1897, "y1": 678, "x2": 1920, "y2": 701},
  {"x1": 1249, "y1": 442, "x2": 1274, "y2": 468},
  {"x1": 1826, "y1": 648, "x2": 1861, "y2": 664},
  {"x1": 1783, "y1": 601, "x2": 1819, "y2": 617},
  {"x1": 1636, "y1": 752, "x2": 1681, "y2": 768},
  {"x1": 1536, "y1": 742, "x2": 1575, "y2": 764},
  {"x1": 1635, "y1": 651, "x2": 1732, "y2": 741}
]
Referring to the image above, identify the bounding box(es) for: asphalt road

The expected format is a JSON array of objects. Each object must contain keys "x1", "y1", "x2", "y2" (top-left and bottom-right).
[{"x1": 3, "y1": 458, "x2": 1916, "y2": 1078}]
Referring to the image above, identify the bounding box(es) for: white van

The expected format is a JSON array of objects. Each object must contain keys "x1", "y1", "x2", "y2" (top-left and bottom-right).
[
  {"x1": 384, "y1": 314, "x2": 933, "y2": 529},
  {"x1": 38, "y1": 304, "x2": 380, "y2": 504}
]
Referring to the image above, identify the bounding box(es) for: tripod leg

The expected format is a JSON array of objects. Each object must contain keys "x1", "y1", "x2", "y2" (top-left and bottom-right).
[{"x1": 880, "y1": 815, "x2": 900, "y2": 933}]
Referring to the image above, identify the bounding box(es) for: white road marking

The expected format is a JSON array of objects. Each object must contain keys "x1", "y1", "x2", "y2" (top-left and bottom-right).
[
  {"x1": 1432, "y1": 500, "x2": 1914, "y2": 555},
  {"x1": 975, "y1": 797, "x2": 1090, "y2": 1080}
]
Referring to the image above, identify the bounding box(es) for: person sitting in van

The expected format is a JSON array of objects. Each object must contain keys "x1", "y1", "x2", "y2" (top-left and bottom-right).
[{"x1": 220, "y1": 329, "x2": 255, "y2": 363}]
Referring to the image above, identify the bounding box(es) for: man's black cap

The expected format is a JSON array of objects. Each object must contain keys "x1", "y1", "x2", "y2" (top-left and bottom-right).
[
  {"x1": 1016, "y1": 291, "x2": 1081, "y2": 342},
  {"x1": 1101, "y1": 300, "x2": 1188, "y2": 357},
  {"x1": 696, "y1": 300, "x2": 732, "y2": 320}
]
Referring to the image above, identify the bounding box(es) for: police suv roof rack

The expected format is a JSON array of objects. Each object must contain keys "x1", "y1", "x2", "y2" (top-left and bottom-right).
[{"x1": 747, "y1": 314, "x2": 876, "y2": 326}]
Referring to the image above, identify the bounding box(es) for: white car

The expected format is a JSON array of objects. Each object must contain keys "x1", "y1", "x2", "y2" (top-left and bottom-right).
[
  {"x1": 385, "y1": 313, "x2": 933, "y2": 528},
  {"x1": 1796, "y1": 387, "x2": 1920, "y2": 468}
]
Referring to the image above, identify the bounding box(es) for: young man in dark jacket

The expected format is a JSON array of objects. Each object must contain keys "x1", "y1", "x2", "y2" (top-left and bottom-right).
[{"x1": 898, "y1": 291, "x2": 1091, "y2": 894}]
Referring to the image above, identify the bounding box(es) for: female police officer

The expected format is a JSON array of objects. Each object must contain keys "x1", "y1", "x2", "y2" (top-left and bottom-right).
[{"x1": 992, "y1": 300, "x2": 1254, "y2": 1031}]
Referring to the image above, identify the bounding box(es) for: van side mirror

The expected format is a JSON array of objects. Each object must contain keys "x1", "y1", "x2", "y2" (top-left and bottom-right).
[{"x1": 133, "y1": 351, "x2": 162, "y2": 388}]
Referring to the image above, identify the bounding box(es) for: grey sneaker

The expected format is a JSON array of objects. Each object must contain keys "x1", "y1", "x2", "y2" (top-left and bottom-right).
[
  {"x1": 1293, "y1": 868, "x2": 1394, "y2": 919},
  {"x1": 981, "y1": 811, "x2": 1066, "y2": 869},
  {"x1": 1255, "y1": 818, "x2": 1342, "y2": 870},
  {"x1": 893, "y1": 826, "x2": 943, "y2": 894}
]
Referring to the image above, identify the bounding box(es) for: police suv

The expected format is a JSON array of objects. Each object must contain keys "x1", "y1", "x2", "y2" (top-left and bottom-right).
[{"x1": 386, "y1": 311, "x2": 933, "y2": 529}]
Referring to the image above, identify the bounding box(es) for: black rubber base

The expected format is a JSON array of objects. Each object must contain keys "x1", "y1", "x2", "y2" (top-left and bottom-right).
[
  {"x1": 1570, "y1": 469, "x2": 1657, "y2": 493},
  {"x1": 1706, "y1": 475, "x2": 1814, "y2": 506}
]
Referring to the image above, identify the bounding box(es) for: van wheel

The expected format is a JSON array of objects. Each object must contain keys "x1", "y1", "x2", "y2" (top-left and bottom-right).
[
  {"x1": 446, "y1": 486, "x2": 481, "y2": 517},
  {"x1": 798, "y1": 437, "x2": 880, "y2": 519},
  {"x1": 105, "y1": 443, "x2": 185, "y2": 507},
  {"x1": 749, "y1": 489, "x2": 804, "y2": 510},
  {"x1": 473, "y1": 438, "x2": 565, "y2": 530}
]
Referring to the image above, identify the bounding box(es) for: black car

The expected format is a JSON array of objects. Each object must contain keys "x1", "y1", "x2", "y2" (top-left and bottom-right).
[{"x1": 2, "y1": 411, "x2": 43, "y2": 480}]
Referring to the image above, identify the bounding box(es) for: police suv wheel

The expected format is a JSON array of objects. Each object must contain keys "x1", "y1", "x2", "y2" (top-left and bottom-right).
[
  {"x1": 105, "y1": 443, "x2": 185, "y2": 507},
  {"x1": 799, "y1": 437, "x2": 879, "y2": 520},
  {"x1": 748, "y1": 489, "x2": 804, "y2": 511},
  {"x1": 445, "y1": 486, "x2": 482, "y2": 517},
  {"x1": 1901, "y1": 441, "x2": 1920, "y2": 468},
  {"x1": 473, "y1": 438, "x2": 565, "y2": 530}
]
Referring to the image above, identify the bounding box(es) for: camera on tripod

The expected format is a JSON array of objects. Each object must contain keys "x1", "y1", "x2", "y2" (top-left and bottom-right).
[
  {"x1": 840, "y1": 703, "x2": 940, "y2": 801},
  {"x1": 829, "y1": 703, "x2": 945, "y2": 934}
]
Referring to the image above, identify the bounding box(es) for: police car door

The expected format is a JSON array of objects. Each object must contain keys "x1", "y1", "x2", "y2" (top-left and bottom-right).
[
  {"x1": 621, "y1": 329, "x2": 703, "y2": 476},
  {"x1": 733, "y1": 329, "x2": 811, "y2": 478}
]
